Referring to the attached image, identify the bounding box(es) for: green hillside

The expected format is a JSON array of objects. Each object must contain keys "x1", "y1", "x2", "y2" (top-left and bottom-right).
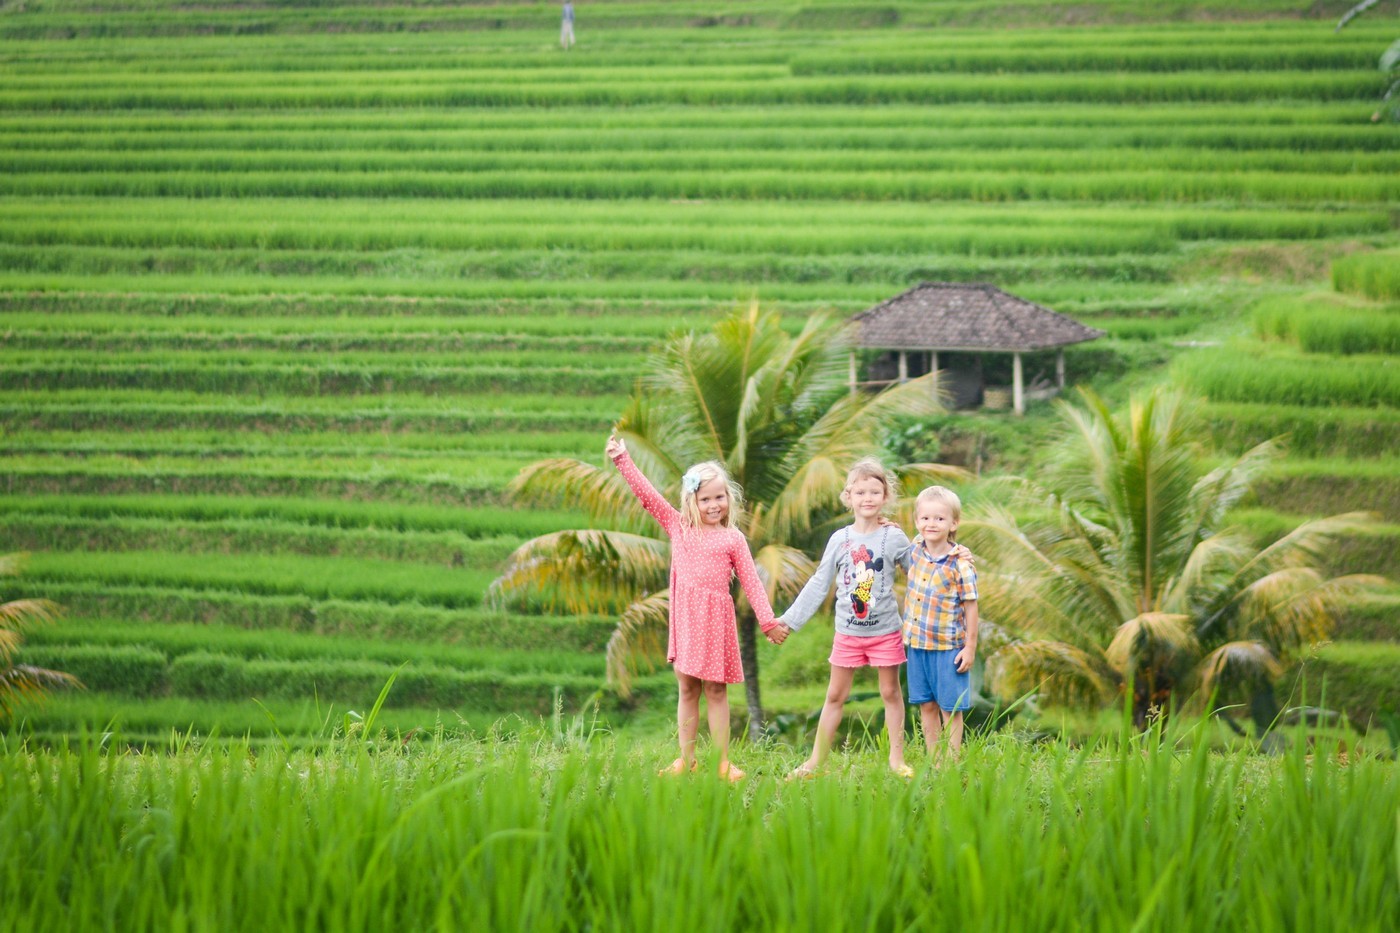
[{"x1": 2, "y1": 0, "x2": 1396, "y2": 744}]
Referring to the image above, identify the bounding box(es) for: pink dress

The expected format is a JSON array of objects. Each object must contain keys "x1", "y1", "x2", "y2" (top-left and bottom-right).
[{"x1": 612, "y1": 451, "x2": 777, "y2": 683}]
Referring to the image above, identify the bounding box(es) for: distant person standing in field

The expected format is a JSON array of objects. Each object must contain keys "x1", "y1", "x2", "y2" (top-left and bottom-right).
[
  {"x1": 606, "y1": 433, "x2": 787, "y2": 782},
  {"x1": 560, "y1": 1, "x2": 576, "y2": 51}
]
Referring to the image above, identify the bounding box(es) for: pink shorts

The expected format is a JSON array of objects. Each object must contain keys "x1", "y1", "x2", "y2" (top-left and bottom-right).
[{"x1": 829, "y1": 630, "x2": 907, "y2": 669}]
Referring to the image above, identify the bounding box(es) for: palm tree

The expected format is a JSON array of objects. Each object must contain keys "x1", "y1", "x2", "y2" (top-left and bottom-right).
[
  {"x1": 490, "y1": 304, "x2": 960, "y2": 737},
  {"x1": 1, "y1": 553, "x2": 81, "y2": 725},
  {"x1": 1336, "y1": 1, "x2": 1398, "y2": 123},
  {"x1": 969, "y1": 387, "x2": 1379, "y2": 734}
]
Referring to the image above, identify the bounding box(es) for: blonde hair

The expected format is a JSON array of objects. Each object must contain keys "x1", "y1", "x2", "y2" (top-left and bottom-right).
[
  {"x1": 839, "y1": 457, "x2": 897, "y2": 512},
  {"x1": 679, "y1": 460, "x2": 744, "y2": 530},
  {"x1": 915, "y1": 485, "x2": 962, "y2": 542}
]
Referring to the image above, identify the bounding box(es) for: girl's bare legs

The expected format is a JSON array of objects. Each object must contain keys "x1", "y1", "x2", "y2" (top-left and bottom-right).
[
  {"x1": 792, "y1": 665, "x2": 856, "y2": 777},
  {"x1": 878, "y1": 666, "x2": 911, "y2": 775},
  {"x1": 920, "y1": 702, "x2": 946, "y2": 766},
  {"x1": 702, "y1": 680, "x2": 743, "y2": 780},
  {"x1": 663, "y1": 670, "x2": 703, "y2": 775}
]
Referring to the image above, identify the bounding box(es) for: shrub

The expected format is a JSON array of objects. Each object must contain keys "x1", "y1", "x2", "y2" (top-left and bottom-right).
[
  {"x1": 1174, "y1": 348, "x2": 1400, "y2": 408},
  {"x1": 1296, "y1": 642, "x2": 1400, "y2": 731},
  {"x1": 1251, "y1": 462, "x2": 1400, "y2": 521},
  {"x1": 1332, "y1": 594, "x2": 1400, "y2": 642},
  {"x1": 162, "y1": 653, "x2": 611, "y2": 713},
  {"x1": 169, "y1": 652, "x2": 248, "y2": 700},
  {"x1": 1252, "y1": 296, "x2": 1400, "y2": 355},
  {"x1": 1202, "y1": 402, "x2": 1400, "y2": 459},
  {"x1": 18, "y1": 644, "x2": 167, "y2": 695},
  {"x1": 1332, "y1": 251, "x2": 1400, "y2": 300}
]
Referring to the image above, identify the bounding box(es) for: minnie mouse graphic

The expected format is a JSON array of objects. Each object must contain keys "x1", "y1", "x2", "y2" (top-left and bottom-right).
[{"x1": 848, "y1": 543, "x2": 884, "y2": 623}]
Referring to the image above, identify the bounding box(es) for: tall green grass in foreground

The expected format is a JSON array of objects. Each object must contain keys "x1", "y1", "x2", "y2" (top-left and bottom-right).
[{"x1": 3, "y1": 729, "x2": 1396, "y2": 931}]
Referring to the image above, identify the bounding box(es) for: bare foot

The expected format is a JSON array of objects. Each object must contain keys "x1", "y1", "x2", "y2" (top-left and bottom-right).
[
  {"x1": 718, "y1": 761, "x2": 746, "y2": 783},
  {"x1": 658, "y1": 758, "x2": 696, "y2": 777},
  {"x1": 786, "y1": 762, "x2": 819, "y2": 782},
  {"x1": 890, "y1": 762, "x2": 914, "y2": 779}
]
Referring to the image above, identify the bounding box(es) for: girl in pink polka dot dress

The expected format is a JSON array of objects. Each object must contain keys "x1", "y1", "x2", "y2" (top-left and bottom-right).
[{"x1": 606, "y1": 434, "x2": 785, "y2": 781}]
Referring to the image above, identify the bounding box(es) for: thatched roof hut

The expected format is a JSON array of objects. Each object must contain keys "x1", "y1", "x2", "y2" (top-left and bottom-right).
[{"x1": 849, "y1": 282, "x2": 1104, "y2": 414}]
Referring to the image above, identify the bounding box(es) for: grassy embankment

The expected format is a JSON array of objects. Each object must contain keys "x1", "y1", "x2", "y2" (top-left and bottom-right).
[{"x1": 0, "y1": 0, "x2": 1396, "y2": 743}]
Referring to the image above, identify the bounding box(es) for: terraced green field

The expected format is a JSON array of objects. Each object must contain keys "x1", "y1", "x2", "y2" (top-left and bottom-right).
[{"x1": 2, "y1": 0, "x2": 1396, "y2": 743}]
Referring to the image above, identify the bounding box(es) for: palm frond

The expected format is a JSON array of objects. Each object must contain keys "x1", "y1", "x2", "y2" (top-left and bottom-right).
[
  {"x1": 758, "y1": 453, "x2": 850, "y2": 544},
  {"x1": 1194, "y1": 641, "x2": 1283, "y2": 704},
  {"x1": 1195, "y1": 512, "x2": 1379, "y2": 645},
  {"x1": 892, "y1": 462, "x2": 973, "y2": 500},
  {"x1": 487, "y1": 530, "x2": 669, "y2": 614},
  {"x1": 729, "y1": 369, "x2": 768, "y2": 480},
  {"x1": 764, "y1": 373, "x2": 944, "y2": 542},
  {"x1": 508, "y1": 457, "x2": 654, "y2": 531},
  {"x1": 1239, "y1": 511, "x2": 1377, "y2": 575},
  {"x1": 773, "y1": 312, "x2": 851, "y2": 411},
  {"x1": 960, "y1": 506, "x2": 1121, "y2": 646},
  {"x1": 672, "y1": 337, "x2": 730, "y2": 455},
  {"x1": 1050, "y1": 388, "x2": 1208, "y2": 610},
  {"x1": 1235, "y1": 569, "x2": 1385, "y2": 657},
  {"x1": 613, "y1": 389, "x2": 700, "y2": 475},
  {"x1": 650, "y1": 310, "x2": 796, "y2": 460},
  {"x1": 0, "y1": 598, "x2": 62, "y2": 631},
  {"x1": 1158, "y1": 529, "x2": 1253, "y2": 615},
  {"x1": 605, "y1": 591, "x2": 671, "y2": 697},
  {"x1": 985, "y1": 640, "x2": 1117, "y2": 707},
  {"x1": 0, "y1": 629, "x2": 20, "y2": 666},
  {"x1": 1053, "y1": 387, "x2": 1127, "y2": 510},
  {"x1": 0, "y1": 664, "x2": 83, "y2": 724},
  {"x1": 0, "y1": 599, "x2": 63, "y2": 666},
  {"x1": 1105, "y1": 612, "x2": 1199, "y2": 679},
  {"x1": 749, "y1": 543, "x2": 819, "y2": 612},
  {"x1": 1041, "y1": 505, "x2": 1138, "y2": 636},
  {"x1": 1183, "y1": 439, "x2": 1280, "y2": 540}
]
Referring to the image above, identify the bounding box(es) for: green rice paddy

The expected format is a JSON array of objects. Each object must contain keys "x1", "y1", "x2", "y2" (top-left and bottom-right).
[{"x1": 0, "y1": 0, "x2": 1395, "y2": 760}]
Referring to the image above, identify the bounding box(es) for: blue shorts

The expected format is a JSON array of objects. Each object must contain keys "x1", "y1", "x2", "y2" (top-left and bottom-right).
[{"x1": 906, "y1": 647, "x2": 971, "y2": 711}]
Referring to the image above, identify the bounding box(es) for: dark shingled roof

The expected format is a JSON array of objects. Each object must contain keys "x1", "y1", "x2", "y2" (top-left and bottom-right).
[{"x1": 851, "y1": 282, "x2": 1105, "y2": 352}]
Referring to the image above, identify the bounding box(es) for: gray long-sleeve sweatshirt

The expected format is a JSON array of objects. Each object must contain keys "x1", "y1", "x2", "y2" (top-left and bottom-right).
[{"x1": 779, "y1": 524, "x2": 912, "y2": 638}]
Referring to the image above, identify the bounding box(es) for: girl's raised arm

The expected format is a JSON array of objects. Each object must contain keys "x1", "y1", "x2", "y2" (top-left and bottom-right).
[
  {"x1": 730, "y1": 534, "x2": 778, "y2": 633},
  {"x1": 607, "y1": 436, "x2": 680, "y2": 536}
]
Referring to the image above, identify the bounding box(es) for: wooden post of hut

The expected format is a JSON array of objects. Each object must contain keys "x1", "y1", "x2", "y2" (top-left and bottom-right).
[{"x1": 1012, "y1": 352, "x2": 1024, "y2": 415}]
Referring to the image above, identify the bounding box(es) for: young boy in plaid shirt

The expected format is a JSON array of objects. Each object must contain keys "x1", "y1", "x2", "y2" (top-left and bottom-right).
[{"x1": 902, "y1": 485, "x2": 979, "y2": 762}]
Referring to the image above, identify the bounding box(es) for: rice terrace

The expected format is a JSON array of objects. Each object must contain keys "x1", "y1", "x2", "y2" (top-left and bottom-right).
[{"x1": 2, "y1": 0, "x2": 1398, "y2": 929}]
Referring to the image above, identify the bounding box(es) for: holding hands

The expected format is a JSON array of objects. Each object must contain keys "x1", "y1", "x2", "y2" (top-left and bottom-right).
[{"x1": 765, "y1": 622, "x2": 791, "y2": 646}]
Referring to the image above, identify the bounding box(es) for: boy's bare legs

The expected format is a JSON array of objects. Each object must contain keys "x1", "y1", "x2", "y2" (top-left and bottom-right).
[
  {"x1": 920, "y1": 702, "x2": 946, "y2": 765},
  {"x1": 946, "y1": 710, "x2": 965, "y2": 759},
  {"x1": 664, "y1": 670, "x2": 703, "y2": 775},
  {"x1": 702, "y1": 680, "x2": 744, "y2": 781},
  {"x1": 919, "y1": 703, "x2": 966, "y2": 765},
  {"x1": 878, "y1": 666, "x2": 911, "y2": 775},
  {"x1": 792, "y1": 665, "x2": 856, "y2": 777}
]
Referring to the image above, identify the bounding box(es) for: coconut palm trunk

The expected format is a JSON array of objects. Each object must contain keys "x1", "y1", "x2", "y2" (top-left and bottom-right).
[{"x1": 736, "y1": 609, "x2": 764, "y2": 738}]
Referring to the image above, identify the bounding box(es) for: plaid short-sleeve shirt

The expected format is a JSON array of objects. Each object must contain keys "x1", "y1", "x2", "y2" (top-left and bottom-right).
[{"x1": 902, "y1": 541, "x2": 978, "y2": 650}]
